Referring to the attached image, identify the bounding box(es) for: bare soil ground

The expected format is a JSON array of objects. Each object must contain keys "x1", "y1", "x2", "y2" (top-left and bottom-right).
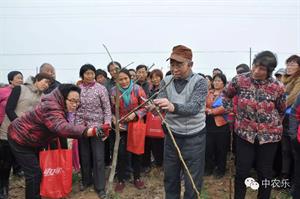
[{"x1": 9, "y1": 166, "x2": 292, "y2": 199}]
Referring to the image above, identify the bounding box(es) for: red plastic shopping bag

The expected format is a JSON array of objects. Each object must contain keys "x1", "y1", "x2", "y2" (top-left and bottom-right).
[
  {"x1": 40, "y1": 140, "x2": 72, "y2": 199},
  {"x1": 145, "y1": 112, "x2": 164, "y2": 138},
  {"x1": 127, "y1": 119, "x2": 146, "y2": 155}
]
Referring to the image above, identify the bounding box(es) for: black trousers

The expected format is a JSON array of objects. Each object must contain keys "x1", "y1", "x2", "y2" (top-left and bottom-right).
[
  {"x1": 205, "y1": 124, "x2": 230, "y2": 175},
  {"x1": 0, "y1": 140, "x2": 13, "y2": 198},
  {"x1": 12, "y1": 155, "x2": 22, "y2": 175},
  {"x1": 292, "y1": 139, "x2": 300, "y2": 199},
  {"x1": 281, "y1": 116, "x2": 294, "y2": 178},
  {"x1": 281, "y1": 134, "x2": 294, "y2": 177},
  {"x1": 234, "y1": 136, "x2": 278, "y2": 199},
  {"x1": 164, "y1": 128, "x2": 206, "y2": 199},
  {"x1": 78, "y1": 137, "x2": 105, "y2": 192},
  {"x1": 142, "y1": 137, "x2": 151, "y2": 168},
  {"x1": 150, "y1": 137, "x2": 164, "y2": 166},
  {"x1": 8, "y1": 138, "x2": 42, "y2": 199},
  {"x1": 142, "y1": 137, "x2": 164, "y2": 168},
  {"x1": 104, "y1": 137, "x2": 111, "y2": 166},
  {"x1": 104, "y1": 129, "x2": 117, "y2": 166},
  {"x1": 116, "y1": 133, "x2": 141, "y2": 182},
  {"x1": 272, "y1": 141, "x2": 282, "y2": 177},
  {"x1": 49, "y1": 137, "x2": 68, "y2": 149}
]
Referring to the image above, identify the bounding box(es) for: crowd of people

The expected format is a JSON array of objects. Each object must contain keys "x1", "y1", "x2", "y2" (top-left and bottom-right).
[{"x1": 0, "y1": 45, "x2": 300, "y2": 199}]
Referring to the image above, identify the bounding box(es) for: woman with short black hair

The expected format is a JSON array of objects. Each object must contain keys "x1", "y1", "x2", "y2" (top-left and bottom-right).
[
  {"x1": 205, "y1": 73, "x2": 230, "y2": 179},
  {"x1": 75, "y1": 64, "x2": 112, "y2": 198},
  {"x1": 223, "y1": 51, "x2": 286, "y2": 199}
]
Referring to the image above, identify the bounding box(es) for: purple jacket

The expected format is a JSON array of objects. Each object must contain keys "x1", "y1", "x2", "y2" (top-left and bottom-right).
[
  {"x1": 8, "y1": 88, "x2": 87, "y2": 148},
  {"x1": 75, "y1": 81, "x2": 111, "y2": 127}
]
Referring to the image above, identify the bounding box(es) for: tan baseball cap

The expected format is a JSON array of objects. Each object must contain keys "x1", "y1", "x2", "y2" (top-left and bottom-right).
[{"x1": 167, "y1": 45, "x2": 193, "y2": 63}]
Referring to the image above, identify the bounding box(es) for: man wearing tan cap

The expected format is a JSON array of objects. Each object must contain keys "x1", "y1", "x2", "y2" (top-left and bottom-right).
[{"x1": 154, "y1": 45, "x2": 208, "y2": 199}]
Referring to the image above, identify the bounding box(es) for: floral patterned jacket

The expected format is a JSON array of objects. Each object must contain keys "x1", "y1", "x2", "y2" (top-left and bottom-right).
[
  {"x1": 222, "y1": 72, "x2": 286, "y2": 144},
  {"x1": 75, "y1": 81, "x2": 112, "y2": 127}
]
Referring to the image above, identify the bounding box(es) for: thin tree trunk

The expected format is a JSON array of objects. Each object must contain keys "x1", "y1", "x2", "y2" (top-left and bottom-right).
[{"x1": 106, "y1": 88, "x2": 121, "y2": 197}]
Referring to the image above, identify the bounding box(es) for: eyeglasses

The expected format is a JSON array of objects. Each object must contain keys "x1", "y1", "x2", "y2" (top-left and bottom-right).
[{"x1": 67, "y1": 98, "x2": 80, "y2": 105}]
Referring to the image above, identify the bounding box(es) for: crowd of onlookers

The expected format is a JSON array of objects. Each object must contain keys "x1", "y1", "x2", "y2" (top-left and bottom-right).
[{"x1": 0, "y1": 51, "x2": 300, "y2": 199}]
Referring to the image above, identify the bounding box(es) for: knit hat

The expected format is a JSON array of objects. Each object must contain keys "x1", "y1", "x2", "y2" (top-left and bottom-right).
[{"x1": 7, "y1": 71, "x2": 23, "y2": 84}]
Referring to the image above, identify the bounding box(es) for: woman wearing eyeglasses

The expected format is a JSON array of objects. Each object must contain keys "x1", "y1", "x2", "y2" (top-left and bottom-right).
[
  {"x1": 75, "y1": 64, "x2": 112, "y2": 199},
  {"x1": 280, "y1": 55, "x2": 300, "y2": 181},
  {"x1": 7, "y1": 84, "x2": 107, "y2": 199}
]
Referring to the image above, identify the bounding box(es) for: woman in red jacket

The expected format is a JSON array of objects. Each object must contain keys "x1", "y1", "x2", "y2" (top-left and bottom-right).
[
  {"x1": 110, "y1": 68, "x2": 147, "y2": 193},
  {"x1": 0, "y1": 71, "x2": 23, "y2": 125},
  {"x1": 145, "y1": 69, "x2": 164, "y2": 167},
  {"x1": 7, "y1": 84, "x2": 108, "y2": 199}
]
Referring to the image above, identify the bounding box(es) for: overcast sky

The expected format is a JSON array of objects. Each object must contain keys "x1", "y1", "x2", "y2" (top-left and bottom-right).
[{"x1": 0, "y1": 0, "x2": 299, "y2": 83}]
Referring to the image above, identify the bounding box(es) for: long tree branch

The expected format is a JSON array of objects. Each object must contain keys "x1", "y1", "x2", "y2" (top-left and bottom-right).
[
  {"x1": 118, "y1": 76, "x2": 174, "y2": 123},
  {"x1": 102, "y1": 44, "x2": 114, "y2": 64},
  {"x1": 144, "y1": 98, "x2": 201, "y2": 199},
  {"x1": 119, "y1": 63, "x2": 155, "y2": 99},
  {"x1": 102, "y1": 44, "x2": 121, "y2": 197},
  {"x1": 123, "y1": 61, "x2": 135, "y2": 69}
]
